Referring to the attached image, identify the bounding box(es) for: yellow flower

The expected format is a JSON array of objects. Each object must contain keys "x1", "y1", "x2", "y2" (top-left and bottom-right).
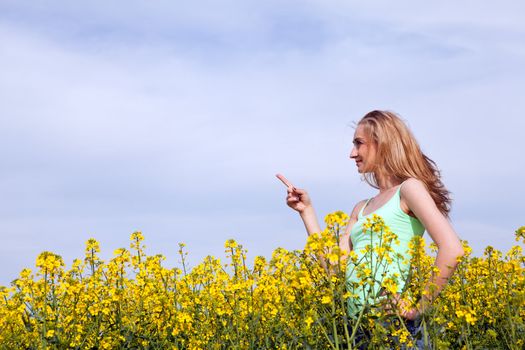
[
  {"x1": 381, "y1": 277, "x2": 398, "y2": 295},
  {"x1": 224, "y1": 239, "x2": 238, "y2": 249},
  {"x1": 85, "y1": 238, "x2": 100, "y2": 252},
  {"x1": 0, "y1": 214, "x2": 522, "y2": 349},
  {"x1": 305, "y1": 316, "x2": 314, "y2": 328},
  {"x1": 321, "y1": 295, "x2": 332, "y2": 304},
  {"x1": 515, "y1": 226, "x2": 525, "y2": 243}
]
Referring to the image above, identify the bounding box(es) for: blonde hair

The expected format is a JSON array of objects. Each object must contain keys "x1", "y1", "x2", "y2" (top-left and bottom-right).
[{"x1": 358, "y1": 110, "x2": 451, "y2": 216}]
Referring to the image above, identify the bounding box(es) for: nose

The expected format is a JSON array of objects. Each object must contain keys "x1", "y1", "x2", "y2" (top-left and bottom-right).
[{"x1": 350, "y1": 146, "x2": 358, "y2": 159}]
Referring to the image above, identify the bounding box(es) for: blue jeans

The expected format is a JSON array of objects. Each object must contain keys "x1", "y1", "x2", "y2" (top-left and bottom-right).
[
  {"x1": 403, "y1": 318, "x2": 427, "y2": 349},
  {"x1": 349, "y1": 317, "x2": 429, "y2": 349}
]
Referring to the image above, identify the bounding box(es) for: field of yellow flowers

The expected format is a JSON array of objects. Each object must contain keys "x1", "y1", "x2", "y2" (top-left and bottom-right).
[{"x1": 1, "y1": 212, "x2": 524, "y2": 349}]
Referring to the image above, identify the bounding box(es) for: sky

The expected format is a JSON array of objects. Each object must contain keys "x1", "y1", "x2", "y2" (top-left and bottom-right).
[{"x1": 1, "y1": 0, "x2": 524, "y2": 286}]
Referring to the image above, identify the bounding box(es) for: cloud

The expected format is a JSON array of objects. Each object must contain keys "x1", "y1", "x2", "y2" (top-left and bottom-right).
[{"x1": 1, "y1": 1, "x2": 524, "y2": 285}]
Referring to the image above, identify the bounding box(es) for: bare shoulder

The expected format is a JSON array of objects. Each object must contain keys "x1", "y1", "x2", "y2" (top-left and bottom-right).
[
  {"x1": 400, "y1": 178, "x2": 432, "y2": 201},
  {"x1": 350, "y1": 199, "x2": 368, "y2": 220},
  {"x1": 344, "y1": 199, "x2": 367, "y2": 236},
  {"x1": 400, "y1": 178, "x2": 440, "y2": 217},
  {"x1": 401, "y1": 178, "x2": 427, "y2": 192}
]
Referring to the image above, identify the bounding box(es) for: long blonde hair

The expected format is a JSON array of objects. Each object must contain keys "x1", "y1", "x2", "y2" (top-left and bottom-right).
[{"x1": 358, "y1": 110, "x2": 451, "y2": 216}]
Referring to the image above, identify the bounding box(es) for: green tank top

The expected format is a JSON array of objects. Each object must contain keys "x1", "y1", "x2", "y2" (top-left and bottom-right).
[{"x1": 346, "y1": 183, "x2": 425, "y2": 317}]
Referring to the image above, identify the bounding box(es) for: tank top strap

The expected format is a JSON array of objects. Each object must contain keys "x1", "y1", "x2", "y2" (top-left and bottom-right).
[
  {"x1": 395, "y1": 183, "x2": 403, "y2": 200},
  {"x1": 358, "y1": 198, "x2": 372, "y2": 218},
  {"x1": 396, "y1": 179, "x2": 410, "y2": 201},
  {"x1": 379, "y1": 185, "x2": 402, "y2": 213}
]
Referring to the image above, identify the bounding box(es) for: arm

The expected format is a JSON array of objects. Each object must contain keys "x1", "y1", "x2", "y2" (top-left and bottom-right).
[
  {"x1": 286, "y1": 188, "x2": 363, "y2": 271},
  {"x1": 400, "y1": 178, "x2": 464, "y2": 317},
  {"x1": 286, "y1": 187, "x2": 331, "y2": 271},
  {"x1": 289, "y1": 188, "x2": 364, "y2": 248},
  {"x1": 339, "y1": 200, "x2": 367, "y2": 254},
  {"x1": 286, "y1": 187, "x2": 322, "y2": 236}
]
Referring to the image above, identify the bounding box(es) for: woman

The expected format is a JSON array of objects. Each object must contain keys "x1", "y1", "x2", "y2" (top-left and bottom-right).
[{"x1": 283, "y1": 110, "x2": 464, "y2": 346}]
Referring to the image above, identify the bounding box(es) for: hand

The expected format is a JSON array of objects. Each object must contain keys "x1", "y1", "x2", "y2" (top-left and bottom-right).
[
  {"x1": 381, "y1": 293, "x2": 420, "y2": 321},
  {"x1": 397, "y1": 300, "x2": 419, "y2": 321},
  {"x1": 286, "y1": 187, "x2": 312, "y2": 213},
  {"x1": 276, "y1": 174, "x2": 313, "y2": 213}
]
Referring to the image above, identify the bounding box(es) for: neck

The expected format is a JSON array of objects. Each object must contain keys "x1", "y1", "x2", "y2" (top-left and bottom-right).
[{"x1": 376, "y1": 175, "x2": 401, "y2": 193}]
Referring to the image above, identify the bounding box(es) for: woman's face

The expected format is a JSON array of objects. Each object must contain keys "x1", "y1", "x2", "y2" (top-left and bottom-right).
[{"x1": 350, "y1": 124, "x2": 377, "y2": 173}]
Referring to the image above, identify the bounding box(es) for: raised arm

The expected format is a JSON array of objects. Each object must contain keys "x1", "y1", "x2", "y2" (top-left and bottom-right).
[
  {"x1": 286, "y1": 187, "x2": 322, "y2": 235},
  {"x1": 401, "y1": 178, "x2": 464, "y2": 316},
  {"x1": 281, "y1": 174, "x2": 368, "y2": 272}
]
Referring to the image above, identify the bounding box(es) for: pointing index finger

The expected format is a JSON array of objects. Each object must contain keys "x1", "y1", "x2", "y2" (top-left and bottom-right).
[{"x1": 275, "y1": 173, "x2": 296, "y2": 190}]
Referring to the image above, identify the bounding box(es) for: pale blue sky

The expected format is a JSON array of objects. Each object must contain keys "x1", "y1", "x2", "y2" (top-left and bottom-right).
[{"x1": 1, "y1": 0, "x2": 524, "y2": 286}]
